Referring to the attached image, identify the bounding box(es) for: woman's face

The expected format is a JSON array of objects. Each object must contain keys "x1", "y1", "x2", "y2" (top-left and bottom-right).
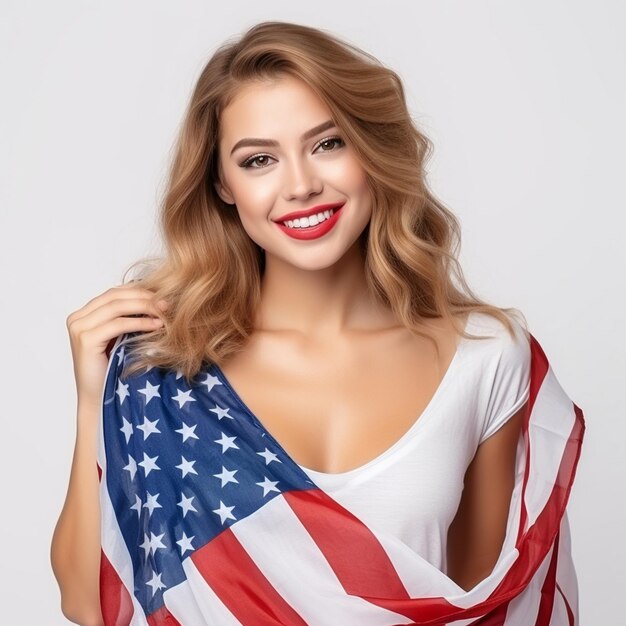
[{"x1": 215, "y1": 75, "x2": 372, "y2": 271}]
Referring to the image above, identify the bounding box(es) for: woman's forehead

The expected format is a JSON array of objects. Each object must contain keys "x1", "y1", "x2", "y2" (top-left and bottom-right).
[{"x1": 219, "y1": 79, "x2": 333, "y2": 149}]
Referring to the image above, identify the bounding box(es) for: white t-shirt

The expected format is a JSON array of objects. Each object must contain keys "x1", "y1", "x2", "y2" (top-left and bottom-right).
[{"x1": 296, "y1": 310, "x2": 531, "y2": 574}]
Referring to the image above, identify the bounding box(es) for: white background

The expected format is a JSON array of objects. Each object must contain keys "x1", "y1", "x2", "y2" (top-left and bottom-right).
[{"x1": 1, "y1": 1, "x2": 623, "y2": 623}]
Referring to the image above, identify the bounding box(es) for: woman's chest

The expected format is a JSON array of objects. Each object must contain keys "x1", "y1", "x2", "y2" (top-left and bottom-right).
[{"x1": 215, "y1": 324, "x2": 461, "y2": 474}]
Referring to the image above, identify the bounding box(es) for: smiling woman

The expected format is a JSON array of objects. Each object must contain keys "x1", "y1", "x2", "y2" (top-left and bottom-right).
[
  {"x1": 214, "y1": 76, "x2": 372, "y2": 256},
  {"x1": 51, "y1": 19, "x2": 584, "y2": 626}
]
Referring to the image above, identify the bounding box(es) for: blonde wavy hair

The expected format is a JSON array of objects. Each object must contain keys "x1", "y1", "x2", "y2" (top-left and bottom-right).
[{"x1": 118, "y1": 20, "x2": 528, "y2": 384}]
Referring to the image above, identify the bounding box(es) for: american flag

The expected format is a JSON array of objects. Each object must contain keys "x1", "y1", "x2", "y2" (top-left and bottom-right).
[{"x1": 97, "y1": 330, "x2": 585, "y2": 625}]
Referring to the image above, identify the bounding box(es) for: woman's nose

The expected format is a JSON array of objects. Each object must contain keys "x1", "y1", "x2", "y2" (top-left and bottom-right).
[{"x1": 283, "y1": 158, "x2": 323, "y2": 200}]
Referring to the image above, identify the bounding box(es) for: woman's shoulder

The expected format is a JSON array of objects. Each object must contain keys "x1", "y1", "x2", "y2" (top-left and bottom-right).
[{"x1": 464, "y1": 309, "x2": 531, "y2": 372}]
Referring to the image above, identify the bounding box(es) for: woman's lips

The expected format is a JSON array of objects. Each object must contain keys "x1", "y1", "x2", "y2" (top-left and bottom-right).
[
  {"x1": 274, "y1": 204, "x2": 344, "y2": 241},
  {"x1": 273, "y1": 202, "x2": 345, "y2": 223}
]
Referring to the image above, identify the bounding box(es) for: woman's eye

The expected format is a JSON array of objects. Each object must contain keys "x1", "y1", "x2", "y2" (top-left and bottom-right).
[
  {"x1": 240, "y1": 154, "x2": 274, "y2": 169},
  {"x1": 316, "y1": 136, "x2": 345, "y2": 152},
  {"x1": 240, "y1": 136, "x2": 345, "y2": 170}
]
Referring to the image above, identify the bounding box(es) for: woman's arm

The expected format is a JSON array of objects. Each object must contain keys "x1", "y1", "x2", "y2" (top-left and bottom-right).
[
  {"x1": 446, "y1": 401, "x2": 526, "y2": 591},
  {"x1": 51, "y1": 284, "x2": 166, "y2": 624},
  {"x1": 50, "y1": 402, "x2": 104, "y2": 626}
]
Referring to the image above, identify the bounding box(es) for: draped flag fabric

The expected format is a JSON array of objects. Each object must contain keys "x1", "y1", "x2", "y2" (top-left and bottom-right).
[{"x1": 97, "y1": 329, "x2": 585, "y2": 625}]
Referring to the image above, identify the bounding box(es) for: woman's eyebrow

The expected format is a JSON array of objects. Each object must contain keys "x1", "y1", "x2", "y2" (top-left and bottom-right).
[{"x1": 229, "y1": 119, "x2": 336, "y2": 156}]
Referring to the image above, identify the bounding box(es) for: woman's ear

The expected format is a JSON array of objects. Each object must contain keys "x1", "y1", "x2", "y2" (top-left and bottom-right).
[{"x1": 214, "y1": 180, "x2": 235, "y2": 205}]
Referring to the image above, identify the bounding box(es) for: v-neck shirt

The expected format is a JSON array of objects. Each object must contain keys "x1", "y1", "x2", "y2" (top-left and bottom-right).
[{"x1": 211, "y1": 310, "x2": 531, "y2": 573}]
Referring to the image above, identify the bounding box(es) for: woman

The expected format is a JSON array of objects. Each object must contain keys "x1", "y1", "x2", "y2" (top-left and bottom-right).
[{"x1": 51, "y1": 20, "x2": 584, "y2": 626}]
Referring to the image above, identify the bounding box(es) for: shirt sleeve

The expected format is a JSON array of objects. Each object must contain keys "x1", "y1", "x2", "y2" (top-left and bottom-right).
[{"x1": 478, "y1": 316, "x2": 531, "y2": 444}]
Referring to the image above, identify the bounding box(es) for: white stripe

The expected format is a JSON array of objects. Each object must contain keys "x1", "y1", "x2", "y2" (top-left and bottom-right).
[
  {"x1": 162, "y1": 568, "x2": 243, "y2": 626},
  {"x1": 231, "y1": 494, "x2": 416, "y2": 625},
  {"x1": 549, "y1": 591, "x2": 570, "y2": 625},
  {"x1": 525, "y1": 367, "x2": 576, "y2": 527},
  {"x1": 554, "y1": 510, "x2": 579, "y2": 623}
]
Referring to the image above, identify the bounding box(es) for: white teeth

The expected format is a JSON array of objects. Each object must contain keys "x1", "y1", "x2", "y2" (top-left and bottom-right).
[{"x1": 283, "y1": 208, "x2": 335, "y2": 229}]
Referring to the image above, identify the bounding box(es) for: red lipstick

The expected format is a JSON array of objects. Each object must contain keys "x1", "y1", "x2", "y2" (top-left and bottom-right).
[{"x1": 273, "y1": 202, "x2": 345, "y2": 241}]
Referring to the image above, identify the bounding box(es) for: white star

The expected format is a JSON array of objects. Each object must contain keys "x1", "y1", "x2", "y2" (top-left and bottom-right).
[
  {"x1": 212, "y1": 500, "x2": 237, "y2": 525},
  {"x1": 138, "y1": 452, "x2": 160, "y2": 476},
  {"x1": 213, "y1": 466, "x2": 239, "y2": 488},
  {"x1": 171, "y1": 388, "x2": 196, "y2": 409},
  {"x1": 215, "y1": 432, "x2": 239, "y2": 453},
  {"x1": 130, "y1": 494, "x2": 142, "y2": 518},
  {"x1": 136, "y1": 416, "x2": 161, "y2": 440},
  {"x1": 138, "y1": 380, "x2": 161, "y2": 404},
  {"x1": 146, "y1": 570, "x2": 166, "y2": 596},
  {"x1": 122, "y1": 454, "x2": 137, "y2": 480},
  {"x1": 256, "y1": 476, "x2": 281, "y2": 497},
  {"x1": 175, "y1": 456, "x2": 198, "y2": 478},
  {"x1": 116, "y1": 379, "x2": 130, "y2": 404},
  {"x1": 199, "y1": 371, "x2": 222, "y2": 392},
  {"x1": 175, "y1": 369, "x2": 184, "y2": 380},
  {"x1": 210, "y1": 404, "x2": 234, "y2": 420},
  {"x1": 257, "y1": 448, "x2": 281, "y2": 465},
  {"x1": 140, "y1": 531, "x2": 167, "y2": 557},
  {"x1": 117, "y1": 345, "x2": 125, "y2": 361},
  {"x1": 119, "y1": 417, "x2": 133, "y2": 444},
  {"x1": 177, "y1": 493, "x2": 198, "y2": 518},
  {"x1": 139, "y1": 534, "x2": 152, "y2": 557},
  {"x1": 176, "y1": 531, "x2": 195, "y2": 555},
  {"x1": 175, "y1": 422, "x2": 199, "y2": 443},
  {"x1": 142, "y1": 492, "x2": 162, "y2": 516}
]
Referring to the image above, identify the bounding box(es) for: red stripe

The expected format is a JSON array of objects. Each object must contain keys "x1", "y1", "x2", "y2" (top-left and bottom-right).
[
  {"x1": 99, "y1": 548, "x2": 134, "y2": 626},
  {"x1": 535, "y1": 535, "x2": 559, "y2": 625},
  {"x1": 468, "y1": 599, "x2": 510, "y2": 625},
  {"x1": 285, "y1": 334, "x2": 584, "y2": 625},
  {"x1": 146, "y1": 604, "x2": 182, "y2": 625},
  {"x1": 190, "y1": 526, "x2": 308, "y2": 625},
  {"x1": 285, "y1": 488, "x2": 411, "y2": 598},
  {"x1": 515, "y1": 334, "x2": 549, "y2": 544}
]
